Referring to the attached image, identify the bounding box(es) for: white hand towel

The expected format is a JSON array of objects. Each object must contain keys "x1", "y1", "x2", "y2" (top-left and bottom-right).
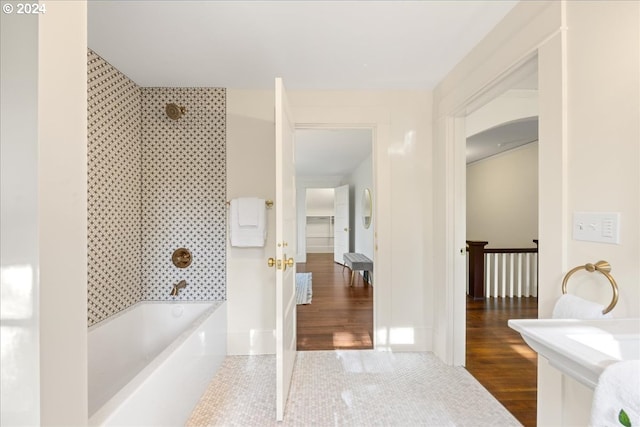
[
  {"x1": 552, "y1": 294, "x2": 612, "y2": 319},
  {"x1": 590, "y1": 360, "x2": 640, "y2": 427},
  {"x1": 238, "y1": 197, "x2": 260, "y2": 227},
  {"x1": 229, "y1": 198, "x2": 267, "y2": 247}
]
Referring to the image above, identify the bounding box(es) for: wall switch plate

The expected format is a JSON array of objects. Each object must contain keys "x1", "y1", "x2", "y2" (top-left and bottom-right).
[{"x1": 573, "y1": 212, "x2": 621, "y2": 244}]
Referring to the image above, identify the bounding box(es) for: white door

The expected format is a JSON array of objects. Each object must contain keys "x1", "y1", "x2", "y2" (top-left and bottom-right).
[
  {"x1": 333, "y1": 184, "x2": 350, "y2": 264},
  {"x1": 274, "y1": 77, "x2": 297, "y2": 421}
]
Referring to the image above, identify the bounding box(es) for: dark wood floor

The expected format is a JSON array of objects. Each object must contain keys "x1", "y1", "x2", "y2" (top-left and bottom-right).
[
  {"x1": 466, "y1": 296, "x2": 538, "y2": 427},
  {"x1": 296, "y1": 253, "x2": 374, "y2": 351}
]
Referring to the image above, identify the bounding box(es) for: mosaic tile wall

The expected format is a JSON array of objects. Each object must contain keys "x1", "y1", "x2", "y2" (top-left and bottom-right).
[
  {"x1": 140, "y1": 88, "x2": 226, "y2": 301},
  {"x1": 87, "y1": 50, "x2": 227, "y2": 326},
  {"x1": 87, "y1": 49, "x2": 142, "y2": 325}
]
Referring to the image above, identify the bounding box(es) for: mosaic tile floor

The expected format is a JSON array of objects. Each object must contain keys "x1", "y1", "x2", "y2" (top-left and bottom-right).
[{"x1": 187, "y1": 351, "x2": 521, "y2": 427}]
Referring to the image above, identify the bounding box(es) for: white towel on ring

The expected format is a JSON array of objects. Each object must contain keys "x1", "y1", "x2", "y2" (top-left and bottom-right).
[{"x1": 552, "y1": 294, "x2": 612, "y2": 319}]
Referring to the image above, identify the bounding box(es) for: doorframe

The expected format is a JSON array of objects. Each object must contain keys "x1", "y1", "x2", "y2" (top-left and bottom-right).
[
  {"x1": 332, "y1": 184, "x2": 350, "y2": 265},
  {"x1": 444, "y1": 40, "x2": 567, "y2": 362},
  {"x1": 445, "y1": 53, "x2": 544, "y2": 365},
  {"x1": 437, "y1": 4, "x2": 568, "y2": 421},
  {"x1": 459, "y1": 57, "x2": 542, "y2": 366},
  {"x1": 294, "y1": 122, "x2": 377, "y2": 347},
  {"x1": 294, "y1": 127, "x2": 374, "y2": 264}
]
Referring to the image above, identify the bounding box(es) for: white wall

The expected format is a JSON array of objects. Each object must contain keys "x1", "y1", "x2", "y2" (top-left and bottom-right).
[
  {"x1": 306, "y1": 188, "x2": 335, "y2": 216},
  {"x1": 38, "y1": 3, "x2": 89, "y2": 424},
  {"x1": 346, "y1": 153, "x2": 375, "y2": 266},
  {"x1": 1, "y1": 2, "x2": 89, "y2": 424},
  {"x1": 1, "y1": 8, "x2": 40, "y2": 426},
  {"x1": 565, "y1": 0, "x2": 639, "y2": 320},
  {"x1": 433, "y1": 0, "x2": 639, "y2": 425},
  {"x1": 559, "y1": 3, "x2": 639, "y2": 423},
  {"x1": 227, "y1": 89, "x2": 433, "y2": 354},
  {"x1": 467, "y1": 142, "x2": 538, "y2": 248},
  {"x1": 226, "y1": 90, "x2": 277, "y2": 355}
]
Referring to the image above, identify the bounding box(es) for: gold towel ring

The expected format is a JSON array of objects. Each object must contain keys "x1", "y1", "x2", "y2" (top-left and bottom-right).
[{"x1": 561, "y1": 260, "x2": 619, "y2": 315}]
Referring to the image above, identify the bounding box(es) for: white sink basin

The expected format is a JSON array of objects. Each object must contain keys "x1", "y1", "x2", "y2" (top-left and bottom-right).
[{"x1": 508, "y1": 318, "x2": 640, "y2": 389}]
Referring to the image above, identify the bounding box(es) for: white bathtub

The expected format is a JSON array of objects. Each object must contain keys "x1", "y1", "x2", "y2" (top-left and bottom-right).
[{"x1": 88, "y1": 301, "x2": 226, "y2": 426}]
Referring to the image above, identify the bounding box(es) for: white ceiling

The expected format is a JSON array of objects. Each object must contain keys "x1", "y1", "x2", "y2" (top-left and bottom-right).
[
  {"x1": 88, "y1": 1, "x2": 527, "y2": 174},
  {"x1": 88, "y1": 0, "x2": 518, "y2": 90},
  {"x1": 295, "y1": 129, "x2": 372, "y2": 177},
  {"x1": 466, "y1": 117, "x2": 538, "y2": 164}
]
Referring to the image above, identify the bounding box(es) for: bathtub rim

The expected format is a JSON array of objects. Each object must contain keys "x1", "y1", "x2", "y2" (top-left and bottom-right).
[
  {"x1": 88, "y1": 299, "x2": 222, "y2": 332},
  {"x1": 88, "y1": 300, "x2": 225, "y2": 424}
]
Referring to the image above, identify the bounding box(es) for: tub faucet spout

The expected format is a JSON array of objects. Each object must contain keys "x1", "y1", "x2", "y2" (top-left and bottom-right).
[{"x1": 170, "y1": 280, "x2": 187, "y2": 296}]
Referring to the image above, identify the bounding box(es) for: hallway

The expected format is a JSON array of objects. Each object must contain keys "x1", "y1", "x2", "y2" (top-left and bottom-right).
[{"x1": 296, "y1": 253, "x2": 374, "y2": 351}]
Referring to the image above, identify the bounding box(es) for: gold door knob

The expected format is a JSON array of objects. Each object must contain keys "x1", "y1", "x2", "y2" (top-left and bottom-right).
[
  {"x1": 268, "y1": 257, "x2": 276, "y2": 268},
  {"x1": 286, "y1": 257, "x2": 294, "y2": 268}
]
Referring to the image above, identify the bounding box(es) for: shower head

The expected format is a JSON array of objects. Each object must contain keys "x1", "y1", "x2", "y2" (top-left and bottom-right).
[{"x1": 165, "y1": 103, "x2": 186, "y2": 120}]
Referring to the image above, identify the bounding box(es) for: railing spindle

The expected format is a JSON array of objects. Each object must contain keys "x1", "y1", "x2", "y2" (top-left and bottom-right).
[{"x1": 467, "y1": 241, "x2": 538, "y2": 298}]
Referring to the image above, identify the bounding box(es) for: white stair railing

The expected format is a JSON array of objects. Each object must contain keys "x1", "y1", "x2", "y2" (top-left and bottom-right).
[
  {"x1": 484, "y1": 251, "x2": 538, "y2": 298},
  {"x1": 466, "y1": 241, "x2": 538, "y2": 298}
]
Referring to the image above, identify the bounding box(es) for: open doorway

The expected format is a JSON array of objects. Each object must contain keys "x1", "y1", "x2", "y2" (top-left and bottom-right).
[
  {"x1": 294, "y1": 128, "x2": 374, "y2": 350},
  {"x1": 463, "y1": 59, "x2": 539, "y2": 426}
]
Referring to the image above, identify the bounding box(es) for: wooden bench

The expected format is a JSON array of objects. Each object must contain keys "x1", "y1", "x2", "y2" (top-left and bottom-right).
[{"x1": 342, "y1": 253, "x2": 373, "y2": 287}]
